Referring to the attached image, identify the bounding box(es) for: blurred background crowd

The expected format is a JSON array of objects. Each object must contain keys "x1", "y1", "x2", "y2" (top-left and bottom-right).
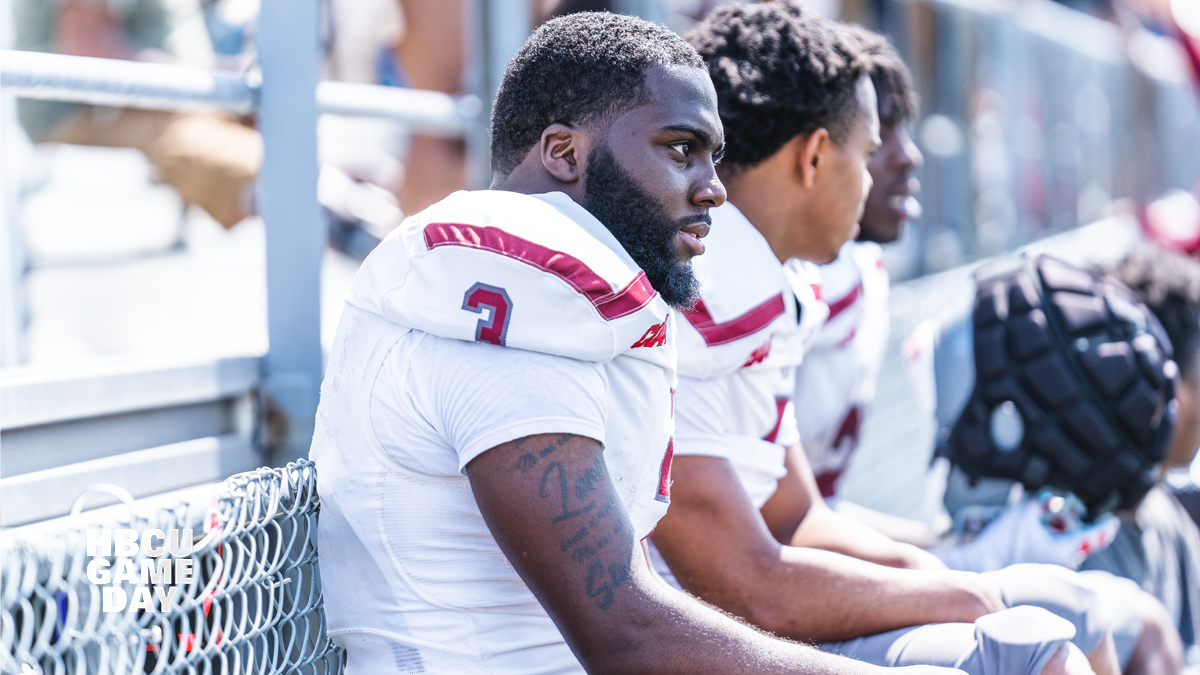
[{"x1": 2, "y1": 0, "x2": 1197, "y2": 366}]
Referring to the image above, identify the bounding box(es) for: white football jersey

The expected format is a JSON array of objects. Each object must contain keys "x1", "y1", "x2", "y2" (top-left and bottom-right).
[
  {"x1": 792, "y1": 240, "x2": 890, "y2": 499},
  {"x1": 672, "y1": 201, "x2": 828, "y2": 507},
  {"x1": 310, "y1": 190, "x2": 678, "y2": 674},
  {"x1": 651, "y1": 202, "x2": 827, "y2": 588}
]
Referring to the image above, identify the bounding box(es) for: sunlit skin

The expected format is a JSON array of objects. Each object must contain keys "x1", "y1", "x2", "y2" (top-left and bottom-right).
[
  {"x1": 494, "y1": 65, "x2": 726, "y2": 262},
  {"x1": 859, "y1": 121, "x2": 924, "y2": 245},
  {"x1": 1166, "y1": 363, "x2": 1200, "y2": 470},
  {"x1": 721, "y1": 75, "x2": 881, "y2": 265}
]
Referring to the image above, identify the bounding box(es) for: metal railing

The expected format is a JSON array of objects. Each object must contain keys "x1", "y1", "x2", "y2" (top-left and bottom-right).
[
  {"x1": 0, "y1": 49, "x2": 481, "y2": 136},
  {"x1": 0, "y1": 0, "x2": 535, "y2": 526},
  {"x1": 1, "y1": 356, "x2": 264, "y2": 528}
]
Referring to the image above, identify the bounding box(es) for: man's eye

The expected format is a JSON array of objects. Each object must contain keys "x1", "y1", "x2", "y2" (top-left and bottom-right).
[{"x1": 669, "y1": 142, "x2": 690, "y2": 157}]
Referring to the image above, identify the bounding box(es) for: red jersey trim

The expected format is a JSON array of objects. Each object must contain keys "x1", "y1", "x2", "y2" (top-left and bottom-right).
[
  {"x1": 424, "y1": 222, "x2": 657, "y2": 321},
  {"x1": 825, "y1": 283, "x2": 862, "y2": 321},
  {"x1": 681, "y1": 294, "x2": 787, "y2": 346}
]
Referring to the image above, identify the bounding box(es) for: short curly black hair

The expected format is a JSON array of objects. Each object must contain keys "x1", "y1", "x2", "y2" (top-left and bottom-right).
[
  {"x1": 844, "y1": 25, "x2": 918, "y2": 126},
  {"x1": 489, "y1": 12, "x2": 704, "y2": 177},
  {"x1": 687, "y1": 0, "x2": 872, "y2": 172},
  {"x1": 1103, "y1": 245, "x2": 1200, "y2": 374}
]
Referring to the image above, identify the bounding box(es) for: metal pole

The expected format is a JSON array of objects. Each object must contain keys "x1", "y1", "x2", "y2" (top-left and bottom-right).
[
  {"x1": 468, "y1": 0, "x2": 531, "y2": 189},
  {"x1": 0, "y1": 50, "x2": 255, "y2": 114},
  {"x1": 0, "y1": 94, "x2": 27, "y2": 367},
  {"x1": 256, "y1": 0, "x2": 324, "y2": 465},
  {"x1": 0, "y1": 2, "x2": 27, "y2": 367}
]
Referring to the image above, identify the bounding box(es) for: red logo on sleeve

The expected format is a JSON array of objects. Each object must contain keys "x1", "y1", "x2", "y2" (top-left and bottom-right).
[
  {"x1": 631, "y1": 319, "x2": 668, "y2": 349},
  {"x1": 741, "y1": 337, "x2": 773, "y2": 368}
]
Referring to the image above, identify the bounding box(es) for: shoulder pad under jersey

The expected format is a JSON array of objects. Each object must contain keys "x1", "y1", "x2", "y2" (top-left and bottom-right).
[
  {"x1": 808, "y1": 240, "x2": 889, "y2": 350},
  {"x1": 676, "y1": 203, "x2": 827, "y2": 379},
  {"x1": 346, "y1": 190, "x2": 674, "y2": 365},
  {"x1": 790, "y1": 261, "x2": 830, "y2": 356}
]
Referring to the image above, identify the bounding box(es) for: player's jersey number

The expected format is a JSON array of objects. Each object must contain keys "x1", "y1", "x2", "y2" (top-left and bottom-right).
[{"x1": 462, "y1": 283, "x2": 513, "y2": 346}]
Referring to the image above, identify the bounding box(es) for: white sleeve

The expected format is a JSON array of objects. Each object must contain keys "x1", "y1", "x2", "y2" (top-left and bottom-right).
[
  {"x1": 674, "y1": 374, "x2": 733, "y2": 458},
  {"x1": 376, "y1": 334, "x2": 609, "y2": 474}
]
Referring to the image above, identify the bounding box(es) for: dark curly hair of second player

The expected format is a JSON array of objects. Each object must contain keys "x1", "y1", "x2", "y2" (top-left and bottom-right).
[
  {"x1": 687, "y1": 0, "x2": 872, "y2": 172},
  {"x1": 1104, "y1": 245, "x2": 1200, "y2": 374},
  {"x1": 489, "y1": 12, "x2": 703, "y2": 178}
]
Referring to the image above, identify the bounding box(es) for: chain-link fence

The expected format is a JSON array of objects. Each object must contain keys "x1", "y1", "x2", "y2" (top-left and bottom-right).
[{"x1": 0, "y1": 460, "x2": 344, "y2": 675}]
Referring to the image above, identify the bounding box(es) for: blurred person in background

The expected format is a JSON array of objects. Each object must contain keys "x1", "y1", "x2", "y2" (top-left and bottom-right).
[
  {"x1": 795, "y1": 23, "x2": 923, "y2": 512},
  {"x1": 319, "y1": 0, "x2": 408, "y2": 258},
  {"x1": 13, "y1": 0, "x2": 261, "y2": 230},
  {"x1": 1077, "y1": 247, "x2": 1200, "y2": 657},
  {"x1": 386, "y1": 0, "x2": 609, "y2": 218},
  {"x1": 389, "y1": 0, "x2": 467, "y2": 216}
]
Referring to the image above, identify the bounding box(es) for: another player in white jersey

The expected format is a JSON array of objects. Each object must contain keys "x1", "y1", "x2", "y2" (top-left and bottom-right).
[
  {"x1": 791, "y1": 25, "x2": 1186, "y2": 675},
  {"x1": 310, "y1": 12, "x2": 965, "y2": 675},
  {"x1": 650, "y1": 5, "x2": 1165, "y2": 675},
  {"x1": 794, "y1": 236, "x2": 891, "y2": 499}
]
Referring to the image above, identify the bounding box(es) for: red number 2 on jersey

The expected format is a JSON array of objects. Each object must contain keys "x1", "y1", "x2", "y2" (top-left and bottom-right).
[{"x1": 462, "y1": 283, "x2": 513, "y2": 346}]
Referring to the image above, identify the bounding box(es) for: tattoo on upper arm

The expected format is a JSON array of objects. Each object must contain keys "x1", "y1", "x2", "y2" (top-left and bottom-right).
[
  {"x1": 575, "y1": 457, "x2": 604, "y2": 499},
  {"x1": 516, "y1": 452, "x2": 538, "y2": 472},
  {"x1": 514, "y1": 434, "x2": 573, "y2": 472},
  {"x1": 541, "y1": 462, "x2": 597, "y2": 523},
  {"x1": 585, "y1": 559, "x2": 634, "y2": 610},
  {"x1": 511, "y1": 434, "x2": 636, "y2": 611}
]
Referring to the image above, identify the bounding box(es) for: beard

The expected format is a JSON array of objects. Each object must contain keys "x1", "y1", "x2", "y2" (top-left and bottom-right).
[{"x1": 582, "y1": 144, "x2": 702, "y2": 309}]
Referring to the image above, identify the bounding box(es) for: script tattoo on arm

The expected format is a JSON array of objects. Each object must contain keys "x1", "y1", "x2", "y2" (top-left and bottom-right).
[
  {"x1": 477, "y1": 433, "x2": 639, "y2": 613},
  {"x1": 541, "y1": 462, "x2": 597, "y2": 523},
  {"x1": 536, "y1": 449, "x2": 632, "y2": 610},
  {"x1": 515, "y1": 434, "x2": 574, "y2": 473},
  {"x1": 586, "y1": 559, "x2": 633, "y2": 610}
]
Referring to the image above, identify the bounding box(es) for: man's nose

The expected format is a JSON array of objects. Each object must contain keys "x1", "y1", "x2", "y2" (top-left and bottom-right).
[
  {"x1": 693, "y1": 165, "x2": 726, "y2": 208},
  {"x1": 899, "y1": 136, "x2": 924, "y2": 170}
]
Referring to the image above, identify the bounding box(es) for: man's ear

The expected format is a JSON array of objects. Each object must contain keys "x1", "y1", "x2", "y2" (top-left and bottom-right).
[
  {"x1": 539, "y1": 123, "x2": 587, "y2": 184},
  {"x1": 796, "y1": 128, "x2": 831, "y2": 188}
]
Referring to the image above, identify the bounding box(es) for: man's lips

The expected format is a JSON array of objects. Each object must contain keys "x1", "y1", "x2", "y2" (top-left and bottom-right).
[
  {"x1": 680, "y1": 219, "x2": 710, "y2": 240},
  {"x1": 886, "y1": 194, "x2": 922, "y2": 220},
  {"x1": 676, "y1": 218, "x2": 710, "y2": 257},
  {"x1": 883, "y1": 177, "x2": 922, "y2": 219}
]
